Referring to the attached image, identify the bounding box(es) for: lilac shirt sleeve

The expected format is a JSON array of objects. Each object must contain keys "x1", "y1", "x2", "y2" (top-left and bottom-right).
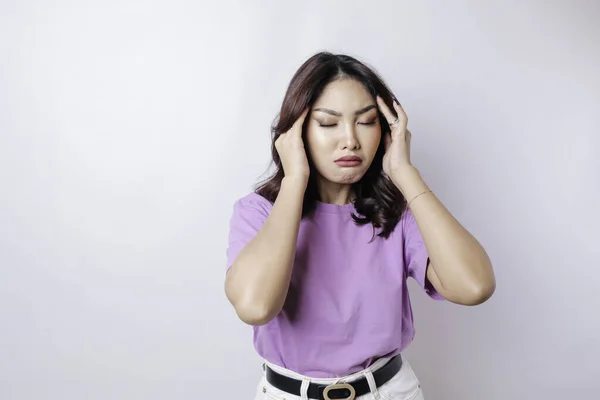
[
  {"x1": 226, "y1": 193, "x2": 272, "y2": 271},
  {"x1": 402, "y1": 208, "x2": 445, "y2": 300}
]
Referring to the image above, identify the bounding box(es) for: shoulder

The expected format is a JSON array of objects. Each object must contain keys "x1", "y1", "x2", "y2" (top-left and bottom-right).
[
  {"x1": 388, "y1": 207, "x2": 417, "y2": 240},
  {"x1": 232, "y1": 191, "x2": 274, "y2": 214},
  {"x1": 399, "y1": 207, "x2": 415, "y2": 227},
  {"x1": 396, "y1": 207, "x2": 424, "y2": 243}
]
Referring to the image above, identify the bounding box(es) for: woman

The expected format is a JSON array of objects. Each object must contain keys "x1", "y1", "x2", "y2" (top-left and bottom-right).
[{"x1": 225, "y1": 52, "x2": 495, "y2": 400}]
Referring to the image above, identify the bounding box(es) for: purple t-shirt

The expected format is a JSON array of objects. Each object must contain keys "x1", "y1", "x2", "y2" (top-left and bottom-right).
[{"x1": 226, "y1": 192, "x2": 444, "y2": 378}]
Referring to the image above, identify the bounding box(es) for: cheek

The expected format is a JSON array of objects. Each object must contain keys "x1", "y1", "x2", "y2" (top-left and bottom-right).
[
  {"x1": 304, "y1": 129, "x2": 317, "y2": 158},
  {"x1": 362, "y1": 132, "x2": 382, "y2": 155},
  {"x1": 305, "y1": 131, "x2": 334, "y2": 159}
]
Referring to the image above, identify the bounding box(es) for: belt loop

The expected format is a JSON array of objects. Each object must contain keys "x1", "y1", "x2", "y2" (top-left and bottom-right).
[
  {"x1": 300, "y1": 377, "x2": 311, "y2": 400},
  {"x1": 364, "y1": 368, "x2": 382, "y2": 399}
]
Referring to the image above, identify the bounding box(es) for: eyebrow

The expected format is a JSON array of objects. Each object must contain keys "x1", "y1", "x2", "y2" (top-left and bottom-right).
[{"x1": 312, "y1": 104, "x2": 377, "y2": 117}]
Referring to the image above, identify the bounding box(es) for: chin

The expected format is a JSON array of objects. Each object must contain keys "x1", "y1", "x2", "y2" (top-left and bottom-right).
[{"x1": 329, "y1": 170, "x2": 366, "y2": 184}]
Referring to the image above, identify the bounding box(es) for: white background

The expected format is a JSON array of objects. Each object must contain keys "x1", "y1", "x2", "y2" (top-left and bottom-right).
[{"x1": 1, "y1": 1, "x2": 599, "y2": 399}]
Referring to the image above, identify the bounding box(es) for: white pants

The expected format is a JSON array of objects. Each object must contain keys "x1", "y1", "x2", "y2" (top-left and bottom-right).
[{"x1": 255, "y1": 356, "x2": 424, "y2": 400}]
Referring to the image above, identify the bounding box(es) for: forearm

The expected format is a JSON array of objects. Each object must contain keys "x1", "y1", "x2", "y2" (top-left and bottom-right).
[
  {"x1": 392, "y1": 166, "x2": 495, "y2": 300},
  {"x1": 225, "y1": 177, "x2": 306, "y2": 325}
]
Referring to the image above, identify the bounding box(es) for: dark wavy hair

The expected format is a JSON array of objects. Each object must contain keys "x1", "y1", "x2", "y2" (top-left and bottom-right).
[{"x1": 255, "y1": 52, "x2": 407, "y2": 239}]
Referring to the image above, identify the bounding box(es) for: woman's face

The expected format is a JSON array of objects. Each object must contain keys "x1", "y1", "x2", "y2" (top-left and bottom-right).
[{"x1": 305, "y1": 79, "x2": 382, "y2": 186}]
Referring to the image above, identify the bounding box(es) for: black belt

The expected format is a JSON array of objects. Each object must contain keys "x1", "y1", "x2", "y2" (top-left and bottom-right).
[{"x1": 265, "y1": 354, "x2": 402, "y2": 400}]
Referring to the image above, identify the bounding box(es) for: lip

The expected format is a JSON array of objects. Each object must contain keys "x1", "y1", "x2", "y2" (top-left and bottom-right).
[
  {"x1": 335, "y1": 155, "x2": 362, "y2": 162},
  {"x1": 334, "y1": 155, "x2": 363, "y2": 167}
]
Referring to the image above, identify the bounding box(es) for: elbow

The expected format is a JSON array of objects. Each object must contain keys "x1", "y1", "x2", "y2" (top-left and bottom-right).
[
  {"x1": 225, "y1": 279, "x2": 280, "y2": 326},
  {"x1": 456, "y1": 257, "x2": 496, "y2": 306},
  {"x1": 233, "y1": 301, "x2": 278, "y2": 326},
  {"x1": 461, "y1": 279, "x2": 496, "y2": 306}
]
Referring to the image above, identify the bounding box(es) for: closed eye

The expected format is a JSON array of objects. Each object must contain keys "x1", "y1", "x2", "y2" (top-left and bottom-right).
[{"x1": 318, "y1": 119, "x2": 377, "y2": 128}]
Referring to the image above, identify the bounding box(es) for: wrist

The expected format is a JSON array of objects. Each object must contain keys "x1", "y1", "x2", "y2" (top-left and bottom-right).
[
  {"x1": 391, "y1": 166, "x2": 429, "y2": 200},
  {"x1": 281, "y1": 176, "x2": 308, "y2": 196}
]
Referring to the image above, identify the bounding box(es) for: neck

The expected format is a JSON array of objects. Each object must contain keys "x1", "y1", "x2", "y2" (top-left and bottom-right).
[{"x1": 315, "y1": 178, "x2": 353, "y2": 205}]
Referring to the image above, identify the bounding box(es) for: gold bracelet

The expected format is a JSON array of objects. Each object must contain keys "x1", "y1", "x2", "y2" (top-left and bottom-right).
[{"x1": 407, "y1": 190, "x2": 432, "y2": 207}]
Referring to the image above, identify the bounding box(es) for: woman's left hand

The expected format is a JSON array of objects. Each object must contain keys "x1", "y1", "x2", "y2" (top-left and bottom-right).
[{"x1": 376, "y1": 96, "x2": 414, "y2": 181}]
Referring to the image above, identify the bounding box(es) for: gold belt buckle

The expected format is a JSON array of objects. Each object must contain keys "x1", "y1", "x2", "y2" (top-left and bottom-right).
[{"x1": 322, "y1": 382, "x2": 356, "y2": 400}]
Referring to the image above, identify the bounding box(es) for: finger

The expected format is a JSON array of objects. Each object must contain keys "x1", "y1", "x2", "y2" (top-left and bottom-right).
[
  {"x1": 376, "y1": 96, "x2": 394, "y2": 123},
  {"x1": 392, "y1": 100, "x2": 408, "y2": 126},
  {"x1": 290, "y1": 108, "x2": 310, "y2": 135},
  {"x1": 376, "y1": 96, "x2": 395, "y2": 124}
]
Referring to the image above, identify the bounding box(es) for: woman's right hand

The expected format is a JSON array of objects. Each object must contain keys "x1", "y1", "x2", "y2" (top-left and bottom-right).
[{"x1": 275, "y1": 109, "x2": 310, "y2": 184}]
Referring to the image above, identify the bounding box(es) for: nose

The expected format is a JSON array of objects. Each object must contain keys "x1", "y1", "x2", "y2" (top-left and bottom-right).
[{"x1": 341, "y1": 124, "x2": 360, "y2": 150}]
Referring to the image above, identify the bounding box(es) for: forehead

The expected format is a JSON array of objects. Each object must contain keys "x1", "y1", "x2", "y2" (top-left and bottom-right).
[{"x1": 313, "y1": 79, "x2": 374, "y2": 110}]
